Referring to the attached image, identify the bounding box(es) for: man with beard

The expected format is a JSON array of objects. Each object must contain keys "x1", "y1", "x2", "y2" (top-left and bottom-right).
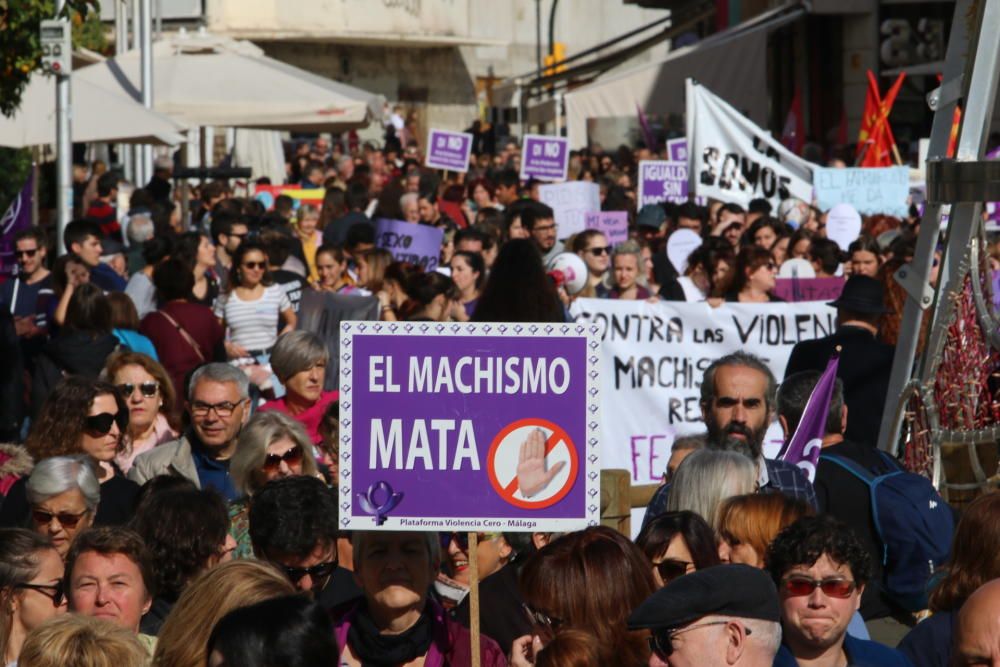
[{"x1": 642, "y1": 352, "x2": 816, "y2": 531}]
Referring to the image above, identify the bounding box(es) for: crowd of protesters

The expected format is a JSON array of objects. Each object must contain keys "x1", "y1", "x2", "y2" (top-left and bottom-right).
[{"x1": 0, "y1": 121, "x2": 995, "y2": 667}]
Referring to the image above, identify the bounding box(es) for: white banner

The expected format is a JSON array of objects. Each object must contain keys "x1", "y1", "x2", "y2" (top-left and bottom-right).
[
  {"x1": 686, "y1": 79, "x2": 813, "y2": 209},
  {"x1": 570, "y1": 298, "x2": 836, "y2": 485}
]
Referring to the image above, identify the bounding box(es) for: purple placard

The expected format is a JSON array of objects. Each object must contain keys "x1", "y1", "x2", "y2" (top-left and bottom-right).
[
  {"x1": 667, "y1": 137, "x2": 688, "y2": 163},
  {"x1": 425, "y1": 129, "x2": 473, "y2": 173},
  {"x1": 0, "y1": 170, "x2": 33, "y2": 277},
  {"x1": 339, "y1": 322, "x2": 601, "y2": 532},
  {"x1": 638, "y1": 160, "x2": 690, "y2": 207},
  {"x1": 520, "y1": 134, "x2": 569, "y2": 182},
  {"x1": 773, "y1": 277, "x2": 845, "y2": 303},
  {"x1": 374, "y1": 218, "x2": 444, "y2": 272},
  {"x1": 584, "y1": 211, "x2": 628, "y2": 246}
]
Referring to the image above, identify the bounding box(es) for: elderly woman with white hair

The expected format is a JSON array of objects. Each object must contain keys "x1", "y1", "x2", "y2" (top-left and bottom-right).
[
  {"x1": 25, "y1": 457, "x2": 101, "y2": 560},
  {"x1": 258, "y1": 331, "x2": 337, "y2": 454},
  {"x1": 400, "y1": 192, "x2": 420, "y2": 224},
  {"x1": 665, "y1": 448, "x2": 757, "y2": 537},
  {"x1": 227, "y1": 411, "x2": 320, "y2": 559}
]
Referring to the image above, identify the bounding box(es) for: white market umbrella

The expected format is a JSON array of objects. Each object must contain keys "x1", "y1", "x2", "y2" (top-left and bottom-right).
[
  {"x1": 76, "y1": 31, "x2": 384, "y2": 132},
  {"x1": 0, "y1": 73, "x2": 187, "y2": 148}
]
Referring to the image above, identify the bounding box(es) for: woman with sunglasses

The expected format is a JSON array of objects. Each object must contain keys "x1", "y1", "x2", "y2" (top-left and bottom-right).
[
  {"x1": 24, "y1": 457, "x2": 99, "y2": 560},
  {"x1": 0, "y1": 529, "x2": 67, "y2": 666},
  {"x1": 512, "y1": 526, "x2": 655, "y2": 667},
  {"x1": 228, "y1": 412, "x2": 320, "y2": 559},
  {"x1": 723, "y1": 245, "x2": 783, "y2": 303},
  {"x1": 571, "y1": 230, "x2": 611, "y2": 298},
  {"x1": 1, "y1": 377, "x2": 139, "y2": 530},
  {"x1": 215, "y1": 241, "x2": 296, "y2": 368},
  {"x1": 102, "y1": 351, "x2": 180, "y2": 473},
  {"x1": 636, "y1": 511, "x2": 721, "y2": 589}
]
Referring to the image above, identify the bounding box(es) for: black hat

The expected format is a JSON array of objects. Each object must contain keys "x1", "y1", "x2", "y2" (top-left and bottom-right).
[
  {"x1": 628, "y1": 564, "x2": 781, "y2": 630},
  {"x1": 637, "y1": 205, "x2": 667, "y2": 230},
  {"x1": 827, "y1": 275, "x2": 886, "y2": 314}
]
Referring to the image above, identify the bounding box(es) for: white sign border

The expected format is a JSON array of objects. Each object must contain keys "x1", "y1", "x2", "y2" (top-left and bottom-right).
[
  {"x1": 520, "y1": 133, "x2": 570, "y2": 182},
  {"x1": 424, "y1": 128, "x2": 474, "y2": 173},
  {"x1": 338, "y1": 320, "x2": 602, "y2": 532}
]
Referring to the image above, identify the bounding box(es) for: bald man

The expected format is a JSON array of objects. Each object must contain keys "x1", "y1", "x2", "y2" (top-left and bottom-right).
[{"x1": 952, "y1": 578, "x2": 1000, "y2": 666}]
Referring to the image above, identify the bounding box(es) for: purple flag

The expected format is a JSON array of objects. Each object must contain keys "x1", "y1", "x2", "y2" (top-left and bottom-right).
[
  {"x1": 0, "y1": 170, "x2": 33, "y2": 277},
  {"x1": 637, "y1": 105, "x2": 657, "y2": 153},
  {"x1": 779, "y1": 352, "x2": 840, "y2": 482}
]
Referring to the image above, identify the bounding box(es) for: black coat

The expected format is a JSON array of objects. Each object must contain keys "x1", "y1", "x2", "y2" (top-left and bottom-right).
[{"x1": 785, "y1": 325, "x2": 894, "y2": 448}]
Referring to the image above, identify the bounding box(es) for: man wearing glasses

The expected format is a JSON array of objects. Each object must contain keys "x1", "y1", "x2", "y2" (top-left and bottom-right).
[
  {"x1": 129, "y1": 363, "x2": 251, "y2": 500},
  {"x1": 249, "y1": 476, "x2": 362, "y2": 611},
  {"x1": 1, "y1": 228, "x2": 54, "y2": 346},
  {"x1": 767, "y1": 516, "x2": 911, "y2": 666},
  {"x1": 628, "y1": 563, "x2": 782, "y2": 666}
]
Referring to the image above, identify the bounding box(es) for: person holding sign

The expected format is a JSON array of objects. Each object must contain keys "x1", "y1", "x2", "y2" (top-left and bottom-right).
[
  {"x1": 335, "y1": 531, "x2": 506, "y2": 667},
  {"x1": 608, "y1": 241, "x2": 652, "y2": 301},
  {"x1": 723, "y1": 247, "x2": 783, "y2": 303},
  {"x1": 570, "y1": 230, "x2": 611, "y2": 298}
]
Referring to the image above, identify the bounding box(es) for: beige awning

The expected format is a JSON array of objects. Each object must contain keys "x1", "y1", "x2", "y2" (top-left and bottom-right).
[{"x1": 564, "y1": 3, "x2": 806, "y2": 148}]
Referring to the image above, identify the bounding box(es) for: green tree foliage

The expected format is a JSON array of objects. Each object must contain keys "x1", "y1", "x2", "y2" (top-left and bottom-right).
[{"x1": 0, "y1": 0, "x2": 102, "y2": 118}]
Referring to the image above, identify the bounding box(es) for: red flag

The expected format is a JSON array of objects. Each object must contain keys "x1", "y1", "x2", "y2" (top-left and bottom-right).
[
  {"x1": 781, "y1": 86, "x2": 805, "y2": 155},
  {"x1": 859, "y1": 71, "x2": 905, "y2": 167}
]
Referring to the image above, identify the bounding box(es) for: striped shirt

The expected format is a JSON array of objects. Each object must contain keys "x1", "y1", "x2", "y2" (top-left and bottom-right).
[{"x1": 215, "y1": 284, "x2": 291, "y2": 353}]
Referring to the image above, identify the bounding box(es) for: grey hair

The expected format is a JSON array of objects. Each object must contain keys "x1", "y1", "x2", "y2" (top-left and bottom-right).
[
  {"x1": 26, "y1": 456, "x2": 101, "y2": 512},
  {"x1": 700, "y1": 351, "x2": 777, "y2": 413},
  {"x1": 608, "y1": 239, "x2": 648, "y2": 289},
  {"x1": 230, "y1": 411, "x2": 319, "y2": 496},
  {"x1": 188, "y1": 362, "x2": 250, "y2": 402},
  {"x1": 269, "y1": 331, "x2": 329, "y2": 383},
  {"x1": 672, "y1": 433, "x2": 707, "y2": 453},
  {"x1": 399, "y1": 192, "x2": 419, "y2": 210},
  {"x1": 351, "y1": 531, "x2": 441, "y2": 570},
  {"x1": 126, "y1": 214, "x2": 155, "y2": 244},
  {"x1": 700, "y1": 616, "x2": 782, "y2": 659},
  {"x1": 666, "y1": 449, "x2": 757, "y2": 531}
]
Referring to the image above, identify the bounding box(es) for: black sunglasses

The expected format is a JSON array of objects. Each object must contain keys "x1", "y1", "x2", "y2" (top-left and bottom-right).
[
  {"x1": 262, "y1": 445, "x2": 304, "y2": 472},
  {"x1": 242, "y1": 261, "x2": 267, "y2": 270},
  {"x1": 84, "y1": 411, "x2": 128, "y2": 435},
  {"x1": 117, "y1": 381, "x2": 159, "y2": 398},
  {"x1": 648, "y1": 621, "x2": 747, "y2": 659},
  {"x1": 587, "y1": 246, "x2": 610, "y2": 256},
  {"x1": 15, "y1": 248, "x2": 38, "y2": 258},
  {"x1": 280, "y1": 560, "x2": 337, "y2": 585},
  {"x1": 14, "y1": 581, "x2": 65, "y2": 607},
  {"x1": 655, "y1": 558, "x2": 693, "y2": 583}
]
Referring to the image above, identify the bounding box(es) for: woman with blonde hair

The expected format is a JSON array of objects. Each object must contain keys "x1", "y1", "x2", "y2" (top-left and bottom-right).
[
  {"x1": 607, "y1": 240, "x2": 651, "y2": 300},
  {"x1": 716, "y1": 493, "x2": 814, "y2": 567},
  {"x1": 228, "y1": 411, "x2": 320, "y2": 559},
  {"x1": 294, "y1": 204, "x2": 323, "y2": 283},
  {"x1": 19, "y1": 614, "x2": 147, "y2": 667},
  {"x1": 151, "y1": 560, "x2": 295, "y2": 667}
]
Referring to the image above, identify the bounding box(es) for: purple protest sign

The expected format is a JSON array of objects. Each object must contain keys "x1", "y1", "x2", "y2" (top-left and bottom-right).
[
  {"x1": 0, "y1": 171, "x2": 33, "y2": 277},
  {"x1": 374, "y1": 218, "x2": 444, "y2": 272},
  {"x1": 638, "y1": 160, "x2": 690, "y2": 208},
  {"x1": 780, "y1": 352, "x2": 839, "y2": 482},
  {"x1": 773, "y1": 277, "x2": 845, "y2": 303},
  {"x1": 339, "y1": 322, "x2": 601, "y2": 532},
  {"x1": 667, "y1": 137, "x2": 688, "y2": 163},
  {"x1": 584, "y1": 211, "x2": 628, "y2": 246},
  {"x1": 520, "y1": 134, "x2": 569, "y2": 182},
  {"x1": 425, "y1": 129, "x2": 473, "y2": 173}
]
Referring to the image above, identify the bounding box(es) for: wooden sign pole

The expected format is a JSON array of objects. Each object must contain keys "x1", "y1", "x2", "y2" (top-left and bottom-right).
[{"x1": 469, "y1": 531, "x2": 481, "y2": 667}]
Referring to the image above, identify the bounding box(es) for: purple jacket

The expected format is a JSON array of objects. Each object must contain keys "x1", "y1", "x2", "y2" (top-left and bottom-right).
[{"x1": 334, "y1": 599, "x2": 508, "y2": 667}]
